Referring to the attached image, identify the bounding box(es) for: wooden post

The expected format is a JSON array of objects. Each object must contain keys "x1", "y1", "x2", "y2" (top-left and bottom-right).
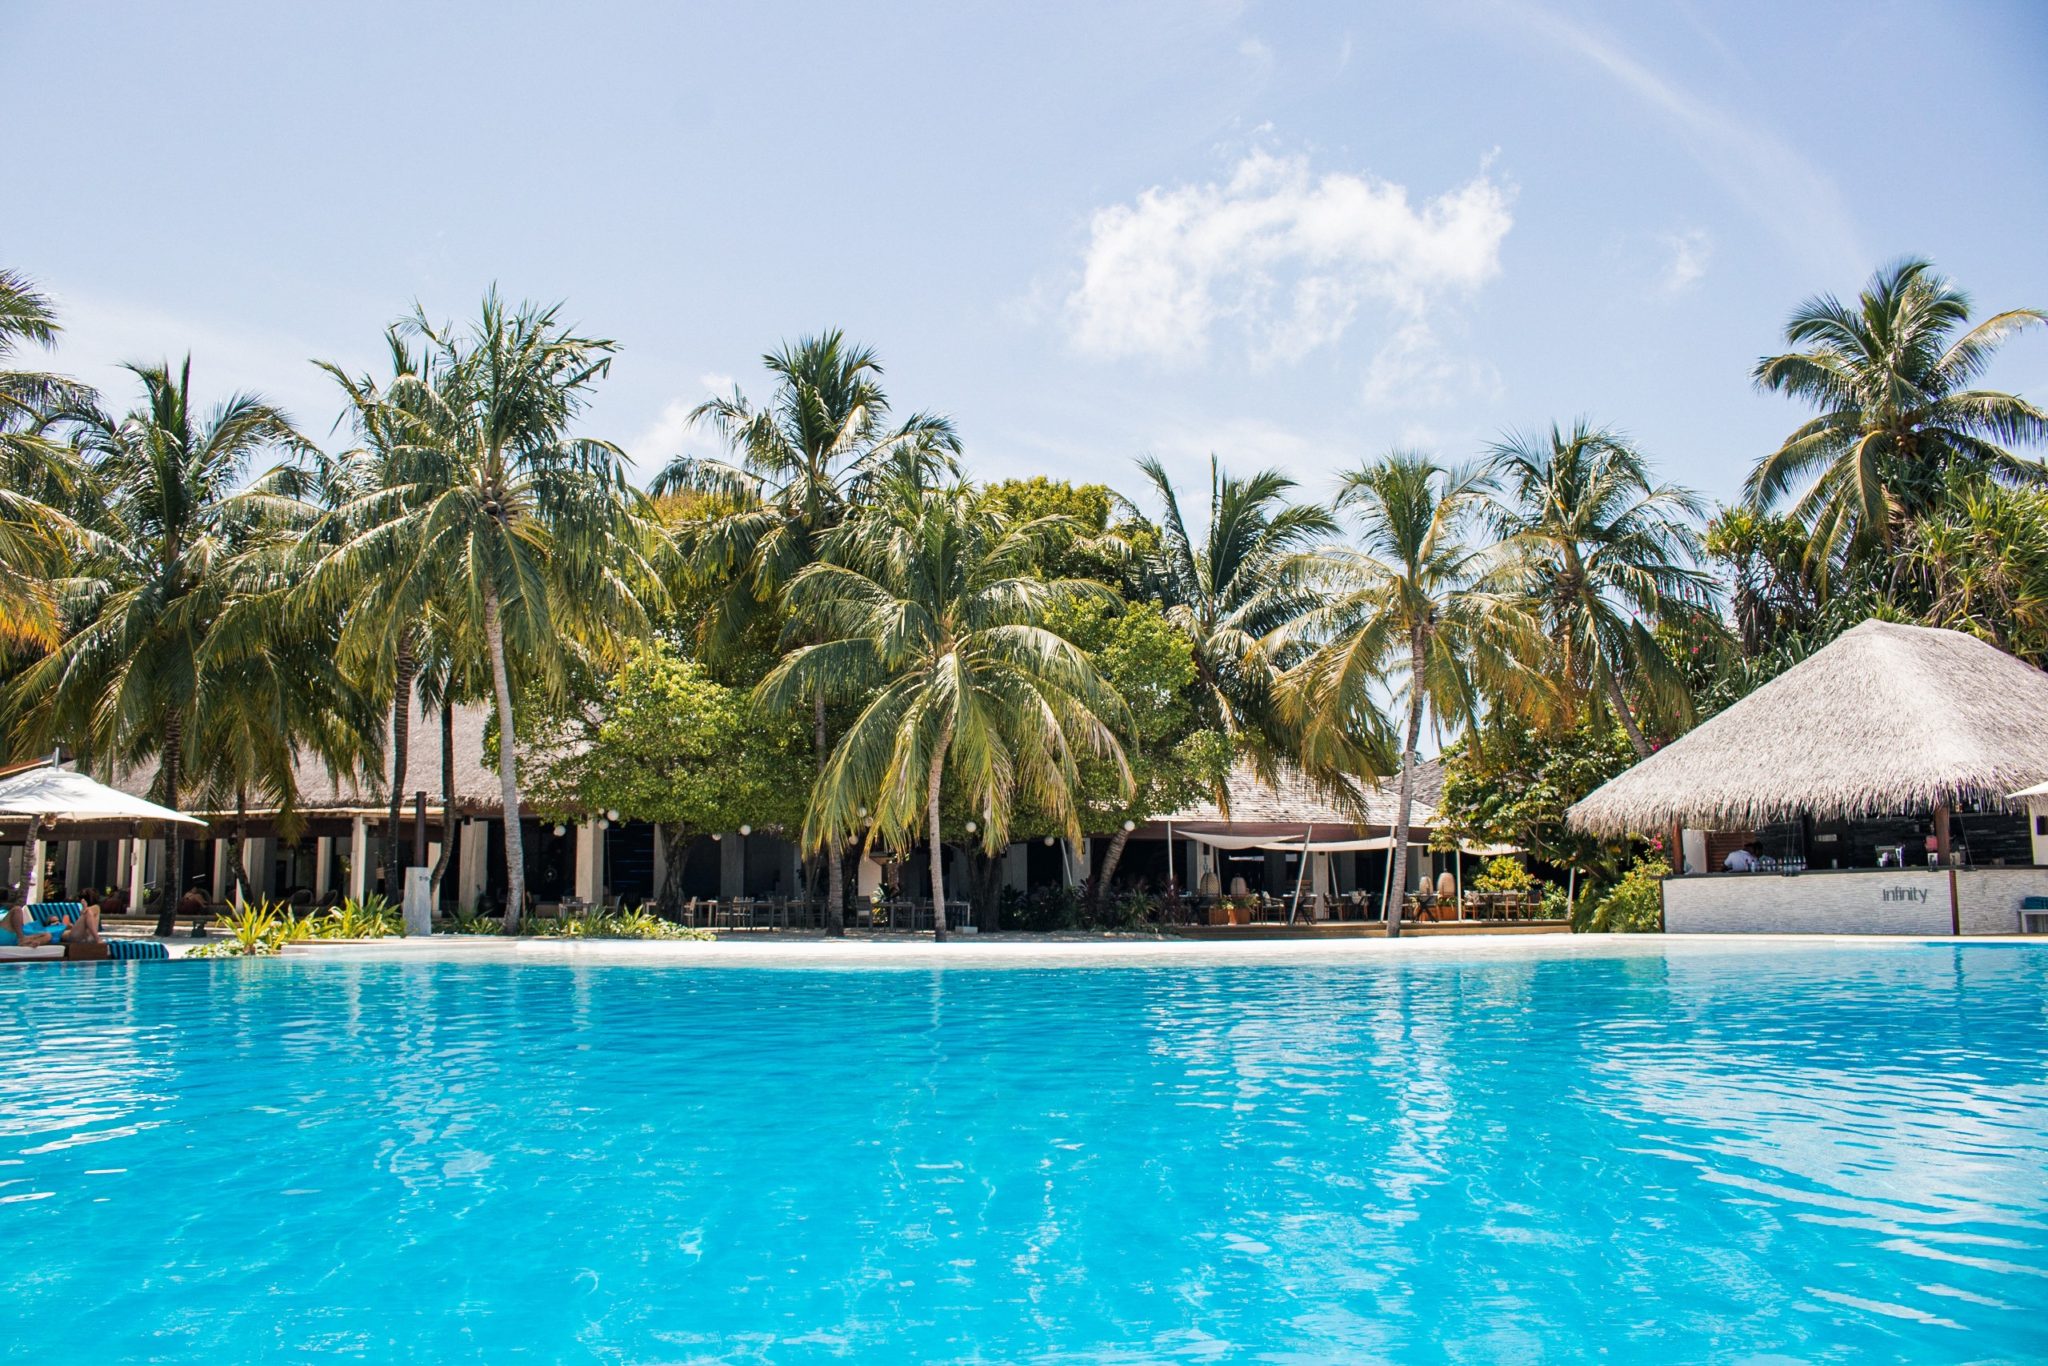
[
  {"x1": 413, "y1": 791, "x2": 428, "y2": 868},
  {"x1": 1935, "y1": 803, "x2": 1959, "y2": 936}
]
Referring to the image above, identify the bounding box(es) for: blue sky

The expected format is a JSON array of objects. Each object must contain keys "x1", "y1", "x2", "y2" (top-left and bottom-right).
[{"x1": 10, "y1": 1, "x2": 2046, "y2": 509}]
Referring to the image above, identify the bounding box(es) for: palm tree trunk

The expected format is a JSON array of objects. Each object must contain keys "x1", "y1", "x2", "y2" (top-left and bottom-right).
[
  {"x1": 927, "y1": 725, "x2": 953, "y2": 942},
  {"x1": 1093, "y1": 825, "x2": 1132, "y2": 905},
  {"x1": 228, "y1": 786, "x2": 250, "y2": 906},
  {"x1": 1387, "y1": 628, "x2": 1428, "y2": 941},
  {"x1": 383, "y1": 635, "x2": 417, "y2": 899},
  {"x1": 155, "y1": 713, "x2": 183, "y2": 936},
  {"x1": 429, "y1": 700, "x2": 455, "y2": 907},
  {"x1": 482, "y1": 584, "x2": 526, "y2": 928},
  {"x1": 1604, "y1": 669, "x2": 1653, "y2": 759},
  {"x1": 817, "y1": 690, "x2": 843, "y2": 935}
]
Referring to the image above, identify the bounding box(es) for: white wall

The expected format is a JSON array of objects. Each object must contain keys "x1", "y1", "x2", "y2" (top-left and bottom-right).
[{"x1": 1665, "y1": 867, "x2": 2048, "y2": 935}]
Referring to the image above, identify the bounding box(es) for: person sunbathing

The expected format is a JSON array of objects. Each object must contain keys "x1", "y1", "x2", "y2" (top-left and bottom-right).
[{"x1": 0, "y1": 902, "x2": 105, "y2": 950}]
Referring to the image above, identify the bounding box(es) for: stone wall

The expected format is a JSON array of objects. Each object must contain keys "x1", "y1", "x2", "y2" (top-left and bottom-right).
[{"x1": 1664, "y1": 866, "x2": 2048, "y2": 935}]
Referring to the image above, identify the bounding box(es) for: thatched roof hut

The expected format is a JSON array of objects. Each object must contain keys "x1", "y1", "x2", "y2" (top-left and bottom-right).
[{"x1": 1568, "y1": 619, "x2": 2048, "y2": 836}]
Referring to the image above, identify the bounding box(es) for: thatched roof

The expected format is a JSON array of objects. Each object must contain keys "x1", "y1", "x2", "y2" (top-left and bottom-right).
[
  {"x1": 102, "y1": 697, "x2": 506, "y2": 817},
  {"x1": 1152, "y1": 758, "x2": 1443, "y2": 833},
  {"x1": 1569, "y1": 619, "x2": 2048, "y2": 835}
]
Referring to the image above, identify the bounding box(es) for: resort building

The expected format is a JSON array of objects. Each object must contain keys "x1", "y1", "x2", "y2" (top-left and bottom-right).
[
  {"x1": 1570, "y1": 619, "x2": 2048, "y2": 935},
  {"x1": 1, "y1": 696, "x2": 1463, "y2": 920}
]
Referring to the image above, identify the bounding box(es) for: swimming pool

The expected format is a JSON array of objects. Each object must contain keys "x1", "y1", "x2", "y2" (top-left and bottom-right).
[{"x1": 4, "y1": 943, "x2": 2044, "y2": 1363}]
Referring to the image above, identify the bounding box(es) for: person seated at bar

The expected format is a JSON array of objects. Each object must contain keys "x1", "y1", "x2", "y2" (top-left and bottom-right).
[{"x1": 1723, "y1": 841, "x2": 1763, "y2": 872}]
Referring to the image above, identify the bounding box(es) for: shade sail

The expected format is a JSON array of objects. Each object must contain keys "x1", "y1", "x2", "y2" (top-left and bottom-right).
[
  {"x1": 0, "y1": 768, "x2": 207, "y2": 825},
  {"x1": 1173, "y1": 829, "x2": 1509, "y2": 855}
]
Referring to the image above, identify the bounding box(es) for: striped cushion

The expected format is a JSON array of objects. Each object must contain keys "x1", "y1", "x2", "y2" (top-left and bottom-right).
[
  {"x1": 105, "y1": 939, "x2": 168, "y2": 961},
  {"x1": 28, "y1": 902, "x2": 84, "y2": 923}
]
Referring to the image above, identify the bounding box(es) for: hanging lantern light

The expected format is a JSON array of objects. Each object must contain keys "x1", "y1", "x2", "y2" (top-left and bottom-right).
[
  {"x1": 552, "y1": 824, "x2": 566, "y2": 837},
  {"x1": 738, "y1": 824, "x2": 752, "y2": 837},
  {"x1": 605, "y1": 809, "x2": 620, "y2": 824},
  {"x1": 965, "y1": 820, "x2": 977, "y2": 834},
  {"x1": 1123, "y1": 819, "x2": 1137, "y2": 832}
]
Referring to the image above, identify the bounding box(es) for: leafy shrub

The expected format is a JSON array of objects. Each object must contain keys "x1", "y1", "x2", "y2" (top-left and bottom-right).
[
  {"x1": 1010, "y1": 885, "x2": 1084, "y2": 932},
  {"x1": 531, "y1": 909, "x2": 711, "y2": 941},
  {"x1": 1471, "y1": 856, "x2": 1535, "y2": 894},
  {"x1": 301, "y1": 897, "x2": 403, "y2": 940},
  {"x1": 1587, "y1": 858, "x2": 1668, "y2": 933},
  {"x1": 1090, "y1": 890, "x2": 1159, "y2": 932},
  {"x1": 216, "y1": 901, "x2": 291, "y2": 956},
  {"x1": 1540, "y1": 884, "x2": 1570, "y2": 922}
]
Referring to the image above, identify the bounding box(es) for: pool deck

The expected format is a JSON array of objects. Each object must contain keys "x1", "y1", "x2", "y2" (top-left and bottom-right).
[{"x1": 237, "y1": 929, "x2": 2048, "y2": 969}]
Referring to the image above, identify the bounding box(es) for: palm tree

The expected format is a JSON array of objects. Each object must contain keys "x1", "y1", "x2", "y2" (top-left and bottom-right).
[
  {"x1": 9, "y1": 358, "x2": 307, "y2": 927},
  {"x1": 757, "y1": 480, "x2": 1130, "y2": 940},
  {"x1": 1747, "y1": 257, "x2": 2048, "y2": 568},
  {"x1": 315, "y1": 293, "x2": 660, "y2": 927},
  {"x1": 315, "y1": 330, "x2": 442, "y2": 902},
  {"x1": 0, "y1": 268, "x2": 91, "y2": 650},
  {"x1": 1274, "y1": 454, "x2": 1529, "y2": 937},
  {"x1": 655, "y1": 332, "x2": 959, "y2": 934},
  {"x1": 1484, "y1": 421, "x2": 1712, "y2": 758},
  {"x1": 1130, "y1": 455, "x2": 1337, "y2": 772}
]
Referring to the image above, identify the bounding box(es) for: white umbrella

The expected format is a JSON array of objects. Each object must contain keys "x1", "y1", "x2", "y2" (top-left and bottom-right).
[
  {"x1": 0, "y1": 768, "x2": 203, "y2": 905},
  {"x1": 0, "y1": 768, "x2": 205, "y2": 825}
]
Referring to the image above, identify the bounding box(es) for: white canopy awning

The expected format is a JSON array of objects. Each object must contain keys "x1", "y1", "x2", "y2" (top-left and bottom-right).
[
  {"x1": 1174, "y1": 828, "x2": 1520, "y2": 856},
  {"x1": 0, "y1": 767, "x2": 207, "y2": 826}
]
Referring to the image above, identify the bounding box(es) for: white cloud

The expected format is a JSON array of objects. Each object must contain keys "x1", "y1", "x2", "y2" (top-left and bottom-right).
[
  {"x1": 1363, "y1": 320, "x2": 1503, "y2": 410},
  {"x1": 1501, "y1": 3, "x2": 1862, "y2": 268},
  {"x1": 1065, "y1": 150, "x2": 1514, "y2": 367},
  {"x1": 626, "y1": 398, "x2": 696, "y2": 470},
  {"x1": 1658, "y1": 228, "x2": 1712, "y2": 294}
]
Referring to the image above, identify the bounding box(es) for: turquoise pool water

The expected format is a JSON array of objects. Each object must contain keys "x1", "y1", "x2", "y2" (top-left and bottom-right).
[{"x1": 4, "y1": 945, "x2": 2046, "y2": 1363}]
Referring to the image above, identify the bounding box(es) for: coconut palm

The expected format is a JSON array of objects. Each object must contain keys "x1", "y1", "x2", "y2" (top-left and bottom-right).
[
  {"x1": 1130, "y1": 455, "x2": 1337, "y2": 772},
  {"x1": 1747, "y1": 257, "x2": 2048, "y2": 567},
  {"x1": 315, "y1": 293, "x2": 661, "y2": 927},
  {"x1": 757, "y1": 480, "x2": 1130, "y2": 940},
  {"x1": 1274, "y1": 454, "x2": 1530, "y2": 937},
  {"x1": 314, "y1": 330, "x2": 443, "y2": 900},
  {"x1": 8, "y1": 358, "x2": 308, "y2": 926},
  {"x1": 1484, "y1": 421, "x2": 1712, "y2": 758},
  {"x1": 0, "y1": 269, "x2": 92, "y2": 650},
  {"x1": 654, "y1": 331, "x2": 959, "y2": 933}
]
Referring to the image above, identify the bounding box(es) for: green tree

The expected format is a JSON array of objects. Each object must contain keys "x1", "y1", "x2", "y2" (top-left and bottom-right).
[
  {"x1": 1276, "y1": 453, "x2": 1530, "y2": 937},
  {"x1": 1036, "y1": 594, "x2": 1230, "y2": 899},
  {"x1": 758, "y1": 481, "x2": 1130, "y2": 939},
  {"x1": 1433, "y1": 713, "x2": 1636, "y2": 884},
  {"x1": 1131, "y1": 455, "x2": 1337, "y2": 779},
  {"x1": 655, "y1": 331, "x2": 959, "y2": 934},
  {"x1": 1901, "y1": 479, "x2": 2048, "y2": 665},
  {"x1": 1703, "y1": 506, "x2": 1826, "y2": 658},
  {"x1": 9, "y1": 358, "x2": 308, "y2": 925},
  {"x1": 316, "y1": 294, "x2": 662, "y2": 926},
  {"x1": 528, "y1": 640, "x2": 810, "y2": 912},
  {"x1": 1747, "y1": 257, "x2": 2048, "y2": 569},
  {"x1": 1484, "y1": 421, "x2": 1713, "y2": 757},
  {"x1": 0, "y1": 269, "x2": 91, "y2": 653}
]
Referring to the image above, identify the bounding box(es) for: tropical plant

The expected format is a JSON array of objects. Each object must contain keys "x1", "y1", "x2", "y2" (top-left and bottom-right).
[
  {"x1": 1274, "y1": 453, "x2": 1530, "y2": 937},
  {"x1": 1587, "y1": 856, "x2": 1667, "y2": 933},
  {"x1": 654, "y1": 332, "x2": 959, "y2": 934},
  {"x1": 1484, "y1": 421, "x2": 1713, "y2": 757},
  {"x1": 757, "y1": 480, "x2": 1131, "y2": 939},
  {"x1": 1900, "y1": 479, "x2": 2048, "y2": 664},
  {"x1": 1703, "y1": 506, "x2": 1828, "y2": 658},
  {"x1": 219, "y1": 900, "x2": 289, "y2": 955},
  {"x1": 1130, "y1": 455, "x2": 1337, "y2": 769},
  {"x1": 1469, "y1": 855, "x2": 1535, "y2": 894},
  {"x1": 8, "y1": 358, "x2": 309, "y2": 930},
  {"x1": 312, "y1": 294, "x2": 663, "y2": 927},
  {"x1": 0, "y1": 268, "x2": 91, "y2": 651},
  {"x1": 1746, "y1": 257, "x2": 2048, "y2": 569}
]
